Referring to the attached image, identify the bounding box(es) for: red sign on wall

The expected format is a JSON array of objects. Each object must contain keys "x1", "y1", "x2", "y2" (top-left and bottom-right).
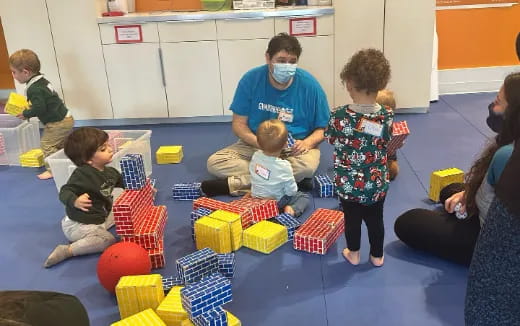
[
  {"x1": 115, "y1": 25, "x2": 143, "y2": 43},
  {"x1": 289, "y1": 17, "x2": 317, "y2": 37}
]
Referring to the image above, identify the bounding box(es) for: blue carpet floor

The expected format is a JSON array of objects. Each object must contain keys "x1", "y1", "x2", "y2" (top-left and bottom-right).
[{"x1": 0, "y1": 93, "x2": 496, "y2": 326}]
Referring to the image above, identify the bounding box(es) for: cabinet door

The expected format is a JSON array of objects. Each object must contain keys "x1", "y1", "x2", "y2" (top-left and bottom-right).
[
  {"x1": 296, "y1": 35, "x2": 334, "y2": 109},
  {"x1": 103, "y1": 43, "x2": 168, "y2": 118},
  {"x1": 161, "y1": 41, "x2": 223, "y2": 117},
  {"x1": 218, "y1": 39, "x2": 269, "y2": 115}
]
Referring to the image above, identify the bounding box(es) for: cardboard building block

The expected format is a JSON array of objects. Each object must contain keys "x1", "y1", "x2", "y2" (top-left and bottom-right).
[
  {"x1": 209, "y1": 210, "x2": 243, "y2": 251},
  {"x1": 428, "y1": 167, "x2": 465, "y2": 202},
  {"x1": 287, "y1": 132, "x2": 295, "y2": 148},
  {"x1": 115, "y1": 274, "x2": 165, "y2": 319},
  {"x1": 19, "y1": 148, "x2": 44, "y2": 167},
  {"x1": 172, "y1": 182, "x2": 202, "y2": 200},
  {"x1": 273, "y1": 213, "x2": 302, "y2": 241},
  {"x1": 293, "y1": 208, "x2": 344, "y2": 255},
  {"x1": 156, "y1": 286, "x2": 189, "y2": 326},
  {"x1": 113, "y1": 182, "x2": 154, "y2": 236},
  {"x1": 314, "y1": 174, "x2": 335, "y2": 198},
  {"x1": 191, "y1": 207, "x2": 213, "y2": 240},
  {"x1": 181, "y1": 273, "x2": 232, "y2": 318},
  {"x1": 387, "y1": 120, "x2": 410, "y2": 156},
  {"x1": 157, "y1": 145, "x2": 183, "y2": 164},
  {"x1": 217, "y1": 253, "x2": 235, "y2": 279},
  {"x1": 111, "y1": 308, "x2": 166, "y2": 326},
  {"x1": 176, "y1": 247, "x2": 219, "y2": 285},
  {"x1": 4, "y1": 92, "x2": 28, "y2": 116},
  {"x1": 229, "y1": 197, "x2": 279, "y2": 228},
  {"x1": 121, "y1": 205, "x2": 168, "y2": 249},
  {"x1": 162, "y1": 276, "x2": 184, "y2": 294},
  {"x1": 194, "y1": 216, "x2": 232, "y2": 254},
  {"x1": 193, "y1": 197, "x2": 233, "y2": 212},
  {"x1": 148, "y1": 240, "x2": 165, "y2": 269},
  {"x1": 181, "y1": 310, "x2": 241, "y2": 326},
  {"x1": 192, "y1": 306, "x2": 227, "y2": 326},
  {"x1": 120, "y1": 154, "x2": 147, "y2": 190},
  {"x1": 242, "y1": 220, "x2": 287, "y2": 254}
]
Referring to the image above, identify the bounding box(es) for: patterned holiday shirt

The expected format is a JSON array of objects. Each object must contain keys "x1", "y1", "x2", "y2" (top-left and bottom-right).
[{"x1": 325, "y1": 104, "x2": 394, "y2": 204}]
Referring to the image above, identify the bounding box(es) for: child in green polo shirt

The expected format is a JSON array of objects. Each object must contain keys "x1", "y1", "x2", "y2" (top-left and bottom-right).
[{"x1": 9, "y1": 49, "x2": 74, "y2": 180}]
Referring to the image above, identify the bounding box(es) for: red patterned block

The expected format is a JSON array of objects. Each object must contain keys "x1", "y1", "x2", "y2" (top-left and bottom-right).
[
  {"x1": 387, "y1": 121, "x2": 410, "y2": 156},
  {"x1": 121, "y1": 205, "x2": 168, "y2": 249},
  {"x1": 193, "y1": 197, "x2": 233, "y2": 212},
  {"x1": 230, "y1": 197, "x2": 279, "y2": 228},
  {"x1": 148, "y1": 240, "x2": 165, "y2": 269},
  {"x1": 113, "y1": 182, "x2": 154, "y2": 235},
  {"x1": 293, "y1": 208, "x2": 344, "y2": 255}
]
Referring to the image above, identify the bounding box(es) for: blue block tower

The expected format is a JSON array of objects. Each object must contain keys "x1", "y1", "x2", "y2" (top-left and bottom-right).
[
  {"x1": 172, "y1": 182, "x2": 202, "y2": 200},
  {"x1": 217, "y1": 253, "x2": 235, "y2": 279},
  {"x1": 120, "y1": 153, "x2": 147, "y2": 190},
  {"x1": 314, "y1": 174, "x2": 335, "y2": 198},
  {"x1": 274, "y1": 213, "x2": 302, "y2": 241},
  {"x1": 181, "y1": 272, "x2": 232, "y2": 318},
  {"x1": 176, "y1": 248, "x2": 219, "y2": 284}
]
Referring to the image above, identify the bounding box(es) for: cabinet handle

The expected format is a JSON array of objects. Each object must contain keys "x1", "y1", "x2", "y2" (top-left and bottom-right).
[
  {"x1": 158, "y1": 47, "x2": 166, "y2": 87},
  {"x1": 164, "y1": 19, "x2": 206, "y2": 23}
]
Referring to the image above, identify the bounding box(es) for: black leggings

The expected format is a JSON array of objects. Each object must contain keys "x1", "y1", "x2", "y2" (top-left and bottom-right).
[
  {"x1": 341, "y1": 198, "x2": 385, "y2": 257},
  {"x1": 394, "y1": 183, "x2": 481, "y2": 265}
]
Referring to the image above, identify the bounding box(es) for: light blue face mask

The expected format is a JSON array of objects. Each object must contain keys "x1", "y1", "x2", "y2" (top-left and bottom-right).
[{"x1": 272, "y1": 63, "x2": 297, "y2": 84}]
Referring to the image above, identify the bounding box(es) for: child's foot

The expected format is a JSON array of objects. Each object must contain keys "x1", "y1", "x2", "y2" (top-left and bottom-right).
[
  {"x1": 284, "y1": 205, "x2": 295, "y2": 216},
  {"x1": 44, "y1": 245, "x2": 72, "y2": 268},
  {"x1": 370, "y1": 255, "x2": 384, "y2": 267},
  {"x1": 342, "y1": 248, "x2": 360, "y2": 266},
  {"x1": 37, "y1": 171, "x2": 53, "y2": 180}
]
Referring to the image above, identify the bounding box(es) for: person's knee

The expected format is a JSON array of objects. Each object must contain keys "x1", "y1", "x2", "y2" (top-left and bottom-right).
[
  {"x1": 294, "y1": 165, "x2": 316, "y2": 180},
  {"x1": 394, "y1": 209, "x2": 422, "y2": 240}
]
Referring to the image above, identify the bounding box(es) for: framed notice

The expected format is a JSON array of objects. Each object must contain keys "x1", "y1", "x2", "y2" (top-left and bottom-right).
[
  {"x1": 115, "y1": 25, "x2": 143, "y2": 43},
  {"x1": 437, "y1": 0, "x2": 518, "y2": 5},
  {"x1": 289, "y1": 17, "x2": 317, "y2": 37}
]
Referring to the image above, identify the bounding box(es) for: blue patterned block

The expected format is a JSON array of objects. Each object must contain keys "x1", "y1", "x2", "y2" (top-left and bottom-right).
[
  {"x1": 181, "y1": 273, "x2": 232, "y2": 319},
  {"x1": 314, "y1": 174, "x2": 335, "y2": 198},
  {"x1": 287, "y1": 133, "x2": 295, "y2": 148},
  {"x1": 217, "y1": 253, "x2": 235, "y2": 279},
  {"x1": 191, "y1": 207, "x2": 213, "y2": 240},
  {"x1": 176, "y1": 248, "x2": 219, "y2": 285},
  {"x1": 172, "y1": 182, "x2": 202, "y2": 200},
  {"x1": 120, "y1": 154, "x2": 147, "y2": 190},
  {"x1": 192, "y1": 306, "x2": 228, "y2": 326},
  {"x1": 274, "y1": 213, "x2": 302, "y2": 241},
  {"x1": 162, "y1": 275, "x2": 184, "y2": 294}
]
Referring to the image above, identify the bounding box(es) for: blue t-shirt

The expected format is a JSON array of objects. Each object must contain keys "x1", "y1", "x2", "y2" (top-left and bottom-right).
[
  {"x1": 230, "y1": 65, "x2": 330, "y2": 140},
  {"x1": 487, "y1": 144, "x2": 514, "y2": 185}
]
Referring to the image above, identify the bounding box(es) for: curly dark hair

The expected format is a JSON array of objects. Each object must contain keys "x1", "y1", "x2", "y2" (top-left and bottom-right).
[
  {"x1": 340, "y1": 48, "x2": 391, "y2": 95},
  {"x1": 266, "y1": 33, "x2": 302, "y2": 59},
  {"x1": 464, "y1": 72, "x2": 520, "y2": 215},
  {"x1": 64, "y1": 127, "x2": 108, "y2": 166}
]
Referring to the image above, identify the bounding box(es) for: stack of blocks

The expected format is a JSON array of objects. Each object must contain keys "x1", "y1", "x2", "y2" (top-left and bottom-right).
[
  {"x1": 274, "y1": 213, "x2": 302, "y2": 241},
  {"x1": 181, "y1": 273, "x2": 232, "y2": 320},
  {"x1": 293, "y1": 208, "x2": 345, "y2": 255},
  {"x1": 194, "y1": 216, "x2": 232, "y2": 254},
  {"x1": 229, "y1": 197, "x2": 279, "y2": 228},
  {"x1": 176, "y1": 248, "x2": 219, "y2": 284},
  {"x1": 314, "y1": 174, "x2": 335, "y2": 198},
  {"x1": 208, "y1": 210, "x2": 243, "y2": 251},
  {"x1": 156, "y1": 145, "x2": 183, "y2": 164},
  {"x1": 115, "y1": 274, "x2": 165, "y2": 319},
  {"x1": 172, "y1": 183, "x2": 202, "y2": 200},
  {"x1": 428, "y1": 167, "x2": 465, "y2": 202},
  {"x1": 111, "y1": 308, "x2": 166, "y2": 326},
  {"x1": 4, "y1": 92, "x2": 28, "y2": 116},
  {"x1": 113, "y1": 154, "x2": 168, "y2": 268},
  {"x1": 217, "y1": 253, "x2": 235, "y2": 279},
  {"x1": 19, "y1": 148, "x2": 44, "y2": 167},
  {"x1": 191, "y1": 207, "x2": 213, "y2": 240},
  {"x1": 387, "y1": 120, "x2": 410, "y2": 155},
  {"x1": 121, "y1": 154, "x2": 147, "y2": 189},
  {"x1": 242, "y1": 220, "x2": 288, "y2": 254},
  {"x1": 156, "y1": 286, "x2": 189, "y2": 325}
]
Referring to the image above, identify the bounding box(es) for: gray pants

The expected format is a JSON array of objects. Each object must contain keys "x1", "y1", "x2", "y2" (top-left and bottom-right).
[
  {"x1": 61, "y1": 213, "x2": 116, "y2": 256},
  {"x1": 278, "y1": 192, "x2": 311, "y2": 217},
  {"x1": 207, "y1": 139, "x2": 320, "y2": 196}
]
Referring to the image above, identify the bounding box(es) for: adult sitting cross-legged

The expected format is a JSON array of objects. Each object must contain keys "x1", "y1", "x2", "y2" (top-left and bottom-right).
[{"x1": 201, "y1": 33, "x2": 330, "y2": 196}]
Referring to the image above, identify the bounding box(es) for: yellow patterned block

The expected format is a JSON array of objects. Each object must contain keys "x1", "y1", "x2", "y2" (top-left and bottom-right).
[
  {"x1": 209, "y1": 210, "x2": 243, "y2": 251},
  {"x1": 428, "y1": 167, "x2": 465, "y2": 202},
  {"x1": 111, "y1": 308, "x2": 166, "y2": 326},
  {"x1": 180, "y1": 319, "x2": 194, "y2": 326},
  {"x1": 115, "y1": 274, "x2": 165, "y2": 319},
  {"x1": 179, "y1": 311, "x2": 240, "y2": 326},
  {"x1": 156, "y1": 146, "x2": 183, "y2": 164},
  {"x1": 243, "y1": 220, "x2": 287, "y2": 254},
  {"x1": 19, "y1": 149, "x2": 44, "y2": 167},
  {"x1": 156, "y1": 286, "x2": 188, "y2": 326},
  {"x1": 194, "y1": 216, "x2": 232, "y2": 253},
  {"x1": 4, "y1": 92, "x2": 28, "y2": 116}
]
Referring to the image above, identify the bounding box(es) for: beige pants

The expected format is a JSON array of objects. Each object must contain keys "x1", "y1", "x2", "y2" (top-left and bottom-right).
[
  {"x1": 40, "y1": 116, "x2": 74, "y2": 170},
  {"x1": 207, "y1": 139, "x2": 321, "y2": 196}
]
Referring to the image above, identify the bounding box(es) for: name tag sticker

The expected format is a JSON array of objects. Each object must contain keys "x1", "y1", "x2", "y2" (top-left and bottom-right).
[
  {"x1": 278, "y1": 110, "x2": 293, "y2": 123},
  {"x1": 255, "y1": 164, "x2": 271, "y2": 180},
  {"x1": 356, "y1": 118, "x2": 383, "y2": 137}
]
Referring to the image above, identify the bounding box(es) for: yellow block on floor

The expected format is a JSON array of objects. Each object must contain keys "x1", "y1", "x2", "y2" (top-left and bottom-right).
[
  {"x1": 243, "y1": 220, "x2": 287, "y2": 254},
  {"x1": 19, "y1": 149, "x2": 44, "y2": 167},
  {"x1": 156, "y1": 286, "x2": 188, "y2": 326},
  {"x1": 428, "y1": 167, "x2": 465, "y2": 202},
  {"x1": 194, "y1": 216, "x2": 232, "y2": 253},
  {"x1": 4, "y1": 92, "x2": 28, "y2": 116},
  {"x1": 156, "y1": 145, "x2": 183, "y2": 164},
  {"x1": 209, "y1": 210, "x2": 243, "y2": 251},
  {"x1": 115, "y1": 274, "x2": 165, "y2": 319},
  {"x1": 111, "y1": 308, "x2": 166, "y2": 326}
]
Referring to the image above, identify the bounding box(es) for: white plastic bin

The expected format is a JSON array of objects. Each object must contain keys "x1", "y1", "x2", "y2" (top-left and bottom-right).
[
  {"x1": 0, "y1": 114, "x2": 40, "y2": 166},
  {"x1": 46, "y1": 129, "x2": 152, "y2": 192}
]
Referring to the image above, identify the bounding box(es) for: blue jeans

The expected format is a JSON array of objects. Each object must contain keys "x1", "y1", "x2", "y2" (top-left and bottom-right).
[{"x1": 277, "y1": 191, "x2": 310, "y2": 217}]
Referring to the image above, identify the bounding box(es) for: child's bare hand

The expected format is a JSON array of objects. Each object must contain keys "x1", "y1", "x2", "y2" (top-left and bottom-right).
[{"x1": 74, "y1": 193, "x2": 92, "y2": 211}]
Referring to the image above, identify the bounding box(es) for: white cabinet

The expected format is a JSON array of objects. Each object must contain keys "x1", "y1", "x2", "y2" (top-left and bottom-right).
[
  {"x1": 161, "y1": 41, "x2": 223, "y2": 117},
  {"x1": 103, "y1": 43, "x2": 168, "y2": 118}
]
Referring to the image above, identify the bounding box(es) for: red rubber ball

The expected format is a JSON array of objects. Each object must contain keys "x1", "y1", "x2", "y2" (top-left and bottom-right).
[{"x1": 96, "y1": 242, "x2": 152, "y2": 293}]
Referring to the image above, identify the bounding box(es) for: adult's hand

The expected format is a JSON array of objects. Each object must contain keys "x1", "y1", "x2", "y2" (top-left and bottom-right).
[
  {"x1": 291, "y1": 138, "x2": 312, "y2": 156},
  {"x1": 445, "y1": 191, "x2": 466, "y2": 214}
]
